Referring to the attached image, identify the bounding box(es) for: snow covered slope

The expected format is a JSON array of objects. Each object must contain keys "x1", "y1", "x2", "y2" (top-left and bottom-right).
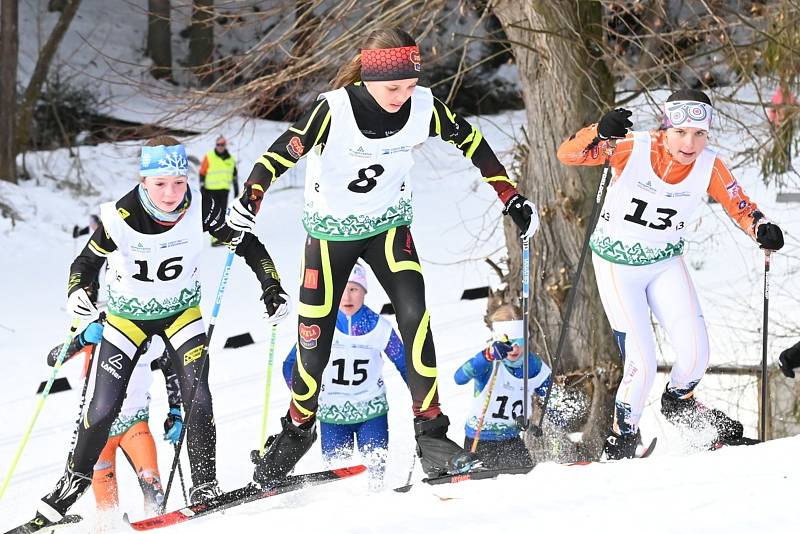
[
  {"x1": 1, "y1": 103, "x2": 798, "y2": 532},
  {"x1": 2, "y1": 2, "x2": 800, "y2": 532}
]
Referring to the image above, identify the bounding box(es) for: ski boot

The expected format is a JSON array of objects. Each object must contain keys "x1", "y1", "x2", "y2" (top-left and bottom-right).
[
  {"x1": 603, "y1": 430, "x2": 638, "y2": 460},
  {"x1": 7, "y1": 512, "x2": 82, "y2": 534},
  {"x1": 38, "y1": 461, "x2": 93, "y2": 523},
  {"x1": 661, "y1": 386, "x2": 744, "y2": 443},
  {"x1": 252, "y1": 414, "x2": 317, "y2": 486},
  {"x1": 414, "y1": 414, "x2": 479, "y2": 477},
  {"x1": 188, "y1": 479, "x2": 223, "y2": 504}
]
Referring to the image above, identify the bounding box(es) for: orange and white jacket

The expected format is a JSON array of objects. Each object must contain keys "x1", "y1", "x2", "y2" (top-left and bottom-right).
[{"x1": 557, "y1": 124, "x2": 764, "y2": 240}]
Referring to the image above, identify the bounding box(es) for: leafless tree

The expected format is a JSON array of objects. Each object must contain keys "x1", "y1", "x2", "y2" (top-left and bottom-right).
[
  {"x1": 0, "y1": 0, "x2": 19, "y2": 184},
  {"x1": 148, "y1": 0, "x2": 173, "y2": 81},
  {"x1": 491, "y1": 0, "x2": 619, "y2": 458},
  {"x1": 15, "y1": 0, "x2": 82, "y2": 154},
  {"x1": 189, "y1": 0, "x2": 214, "y2": 84}
]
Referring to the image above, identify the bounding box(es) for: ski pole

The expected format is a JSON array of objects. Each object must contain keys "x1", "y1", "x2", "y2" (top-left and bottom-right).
[
  {"x1": 174, "y1": 444, "x2": 188, "y2": 505},
  {"x1": 258, "y1": 324, "x2": 279, "y2": 456},
  {"x1": 471, "y1": 362, "x2": 501, "y2": 453},
  {"x1": 532, "y1": 140, "x2": 616, "y2": 436},
  {"x1": 521, "y1": 235, "x2": 530, "y2": 430},
  {"x1": 160, "y1": 249, "x2": 235, "y2": 512},
  {"x1": 760, "y1": 250, "x2": 771, "y2": 442},
  {"x1": 68, "y1": 322, "x2": 103, "y2": 451},
  {"x1": 0, "y1": 317, "x2": 82, "y2": 500}
]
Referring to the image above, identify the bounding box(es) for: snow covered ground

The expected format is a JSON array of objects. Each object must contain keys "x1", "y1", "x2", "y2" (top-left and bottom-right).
[{"x1": 2, "y1": 1, "x2": 800, "y2": 532}]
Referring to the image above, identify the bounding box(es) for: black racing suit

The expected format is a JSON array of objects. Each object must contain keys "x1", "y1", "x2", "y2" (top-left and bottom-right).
[
  {"x1": 46, "y1": 187, "x2": 281, "y2": 514},
  {"x1": 240, "y1": 84, "x2": 519, "y2": 423}
]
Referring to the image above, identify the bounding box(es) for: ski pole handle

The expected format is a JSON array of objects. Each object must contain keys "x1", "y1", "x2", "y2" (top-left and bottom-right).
[{"x1": 0, "y1": 317, "x2": 82, "y2": 500}]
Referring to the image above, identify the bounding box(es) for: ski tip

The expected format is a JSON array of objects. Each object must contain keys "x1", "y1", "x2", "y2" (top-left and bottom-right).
[{"x1": 333, "y1": 464, "x2": 367, "y2": 477}]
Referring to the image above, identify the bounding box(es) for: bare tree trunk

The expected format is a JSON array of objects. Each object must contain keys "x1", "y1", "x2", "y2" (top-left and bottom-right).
[
  {"x1": 189, "y1": 0, "x2": 214, "y2": 85},
  {"x1": 0, "y1": 0, "x2": 19, "y2": 184},
  {"x1": 492, "y1": 0, "x2": 620, "y2": 458},
  {"x1": 147, "y1": 0, "x2": 173, "y2": 81},
  {"x1": 15, "y1": 0, "x2": 82, "y2": 154}
]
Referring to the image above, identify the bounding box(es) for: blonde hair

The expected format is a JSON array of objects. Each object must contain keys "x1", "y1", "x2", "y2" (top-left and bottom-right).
[
  {"x1": 331, "y1": 28, "x2": 417, "y2": 89},
  {"x1": 489, "y1": 304, "x2": 521, "y2": 323}
]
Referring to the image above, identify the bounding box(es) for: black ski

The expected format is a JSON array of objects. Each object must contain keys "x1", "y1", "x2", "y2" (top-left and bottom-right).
[
  {"x1": 710, "y1": 436, "x2": 760, "y2": 449},
  {"x1": 394, "y1": 465, "x2": 533, "y2": 493},
  {"x1": 568, "y1": 437, "x2": 658, "y2": 466},
  {"x1": 125, "y1": 465, "x2": 365, "y2": 531},
  {"x1": 3, "y1": 514, "x2": 82, "y2": 534}
]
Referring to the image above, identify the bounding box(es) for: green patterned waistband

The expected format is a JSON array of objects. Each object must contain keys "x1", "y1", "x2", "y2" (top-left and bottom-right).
[
  {"x1": 317, "y1": 397, "x2": 389, "y2": 424},
  {"x1": 108, "y1": 282, "x2": 201, "y2": 320},
  {"x1": 590, "y1": 234, "x2": 684, "y2": 266},
  {"x1": 303, "y1": 198, "x2": 413, "y2": 241},
  {"x1": 109, "y1": 407, "x2": 150, "y2": 437}
]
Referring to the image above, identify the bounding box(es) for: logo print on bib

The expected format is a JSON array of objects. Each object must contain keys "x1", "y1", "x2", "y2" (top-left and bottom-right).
[
  {"x1": 348, "y1": 146, "x2": 371, "y2": 159},
  {"x1": 299, "y1": 323, "x2": 321, "y2": 349}
]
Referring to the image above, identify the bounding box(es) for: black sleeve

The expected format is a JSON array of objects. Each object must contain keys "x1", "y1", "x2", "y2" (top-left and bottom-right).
[
  {"x1": 152, "y1": 350, "x2": 182, "y2": 409},
  {"x1": 429, "y1": 97, "x2": 517, "y2": 201},
  {"x1": 234, "y1": 232, "x2": 282, "y2": 291},
  {"x1": 68, "y1": 223, "x2": 116, "y2": 296},
  {"x1": 201, "y1": 190, "x2": 281, "y2": 291},
  {"x1": 242, "y1": 98, "x2": 332, "y2": 214}
]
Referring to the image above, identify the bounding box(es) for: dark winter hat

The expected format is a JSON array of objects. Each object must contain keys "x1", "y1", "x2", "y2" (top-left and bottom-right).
[
  {"x1": 662, "y1": 89, "x2": 714, "y2": 131},
  {"x1": 361, "y1": 46, "x2": 422, "y2": 81},
  {"x1": 667, "y1": 89, "x2": 712, "y2": 105}
]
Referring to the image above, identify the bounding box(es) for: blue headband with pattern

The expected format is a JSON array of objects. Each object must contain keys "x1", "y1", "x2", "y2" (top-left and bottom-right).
[{"x1": 140, "y1": 144, "x2": 189, "y2": 177}]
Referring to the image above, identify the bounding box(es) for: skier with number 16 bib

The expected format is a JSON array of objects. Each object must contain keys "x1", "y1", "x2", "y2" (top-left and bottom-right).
[
  {"x1": 557, "y1": 90, "x2": 784, "y2": 458},
  {"x1": 226, "y1": 28, "x2": 540, "y2": 482},
  {"x1": 22, "y1": 136, "x2": 290, "y2": 532}
]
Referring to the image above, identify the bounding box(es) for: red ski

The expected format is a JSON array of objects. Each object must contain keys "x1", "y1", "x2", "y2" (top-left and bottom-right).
[{"x1": 125, "y1": 465, "x2": 366, "y2": 531}]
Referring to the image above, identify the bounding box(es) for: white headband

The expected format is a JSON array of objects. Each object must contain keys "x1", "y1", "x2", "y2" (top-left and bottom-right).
[
  {"x1": 663, "y1": 100, "x2": 714, "y2": 131},
  {"x1": 491, "y1": 320, "x2": 523, "y2": 342}
]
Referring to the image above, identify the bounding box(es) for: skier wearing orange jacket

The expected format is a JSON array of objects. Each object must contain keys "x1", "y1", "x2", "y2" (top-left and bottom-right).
[{"x1": 557, "y1": 89, "x2": 784, "y2": 459}]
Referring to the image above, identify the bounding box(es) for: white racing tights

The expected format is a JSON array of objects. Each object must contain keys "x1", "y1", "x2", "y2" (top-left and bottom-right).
[{"x1": 592, "y1": 254, "x2": 709, "y2": 434}]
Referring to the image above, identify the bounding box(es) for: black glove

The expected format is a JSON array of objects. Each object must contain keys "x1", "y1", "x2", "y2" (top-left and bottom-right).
[
  {"x1": 779, "y1": 342, "x2": 800, "y2": 378},
  {"x1": 756, "y1": 222, "x2": 784, "y2": 251},
  {"x1": 72, "y1": 225, "x2": 89, "y2": 239},
  {"x1": 261, "y1": 283, "x2": 291, "y2": 324},
  {"x1": 598, "y1": 108, "x2": 633, "y2": 140},
  {"x1": 503, "y1": 194, "x2": 539, "y2": 239}
]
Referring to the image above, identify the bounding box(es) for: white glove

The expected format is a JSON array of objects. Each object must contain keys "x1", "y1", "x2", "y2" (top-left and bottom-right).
[
  {"x1": 67, "y1": 288, "x2": 99, "y2": 320},
  {"x1": 262, "y1": 287, "x2": 291, "y2": 325},
  {"x1": 226, "y1": 198, "x2": 256, "y2": 233},
  {"x1": 522, "y1": 200, "x2": 540, "y2": 239}
]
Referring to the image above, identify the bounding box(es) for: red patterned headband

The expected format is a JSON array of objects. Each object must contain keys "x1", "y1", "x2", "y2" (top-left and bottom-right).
[{"x1": 361, "y1": 45, "x2": 422, "y2": 81}]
